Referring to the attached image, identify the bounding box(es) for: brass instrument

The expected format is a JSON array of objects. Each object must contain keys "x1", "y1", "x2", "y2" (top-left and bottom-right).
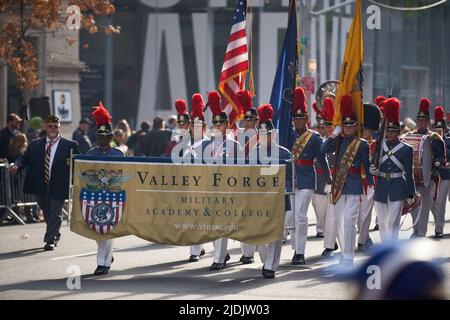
[{"x1": 315, "y1": 80, "x2": 339, "y2": 113}]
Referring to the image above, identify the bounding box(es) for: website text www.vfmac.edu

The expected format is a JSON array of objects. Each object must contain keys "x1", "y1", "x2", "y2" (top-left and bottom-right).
[{"x1": 174, "y1": 223, "x2": 239, "y2": 231}]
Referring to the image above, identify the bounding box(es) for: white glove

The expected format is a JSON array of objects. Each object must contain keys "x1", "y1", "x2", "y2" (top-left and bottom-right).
[
  {"x1": 435, "y1": 161, "x2": 441, "y2": 168},
  {"x1": 369, "y1": 164, "x2": 380, "y2": 176},
  {"x1": 406, "y1": 196, "x2": 415, "y2": 206},
  {"x1": 324, "y1": 183, "x2": 332, "y2": 194},
  {"x1": 366, "y1": 186, "x2": 375, "y2": 200},
  {"x1": 332, "y1": 126, "x2": 342, "y2": 138}
]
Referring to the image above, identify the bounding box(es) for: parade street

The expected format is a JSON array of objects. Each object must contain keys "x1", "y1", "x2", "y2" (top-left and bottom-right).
[{"x1": 1, "y1": 205, "x2": 450, "y2": 300}]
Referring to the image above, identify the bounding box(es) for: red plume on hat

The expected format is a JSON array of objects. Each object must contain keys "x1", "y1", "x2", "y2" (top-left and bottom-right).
[
  {"x1": 191, "y1": 94, "x2": 205, "y2": 120},
  {"x1": 323, "y1": 97, "x2": 335, "y2": 123},
  {"x1": 312, "y1": 101, "x2": 321, "y2": 117},
  {"x1": 293, "y1": 87, "x2": 307, "y2": 114},
  {"x1": 435, "y1": 106, "x2": 445, "y2": 123},
  {"x1": 375, "y1": 96, "x2": 386, "y2": 108},
  {"x1": 208, "y1": 91, "x2": 222, "y2": 116},
  {"x1": 383, "y1": 98, "x2": 400, "y2": 124},
  {"x1": 258, "y1": 104, "x2": 274, "y2": 123},
  {"x1": 237, "y1": 90, "x2": 253, "y2": 113},
  {"x1": 340, "y1": 95, "x2": 354, "y2": 120},
  {"x1": 175, "y1": 99, "x2": 188, "y2": 115},
  {"x1": 420, "y1": 98, "x2": 431, "y2": 113},
  {"x1": 91, "y1": 101, "x2": 112, "y2": 127}
]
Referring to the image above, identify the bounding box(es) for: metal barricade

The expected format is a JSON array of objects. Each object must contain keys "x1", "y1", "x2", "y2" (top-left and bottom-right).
[
  {"x1": 0, "y1": 163, "x2": 25, "y2": 225},
  {"x1": 1, "y1": 160, "x2": 74, "y2": 226}
]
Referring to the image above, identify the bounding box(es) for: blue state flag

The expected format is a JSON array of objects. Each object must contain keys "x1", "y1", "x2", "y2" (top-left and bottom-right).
[{"x1": 269, "y1": 0, "x2": 300, "y2": 149}]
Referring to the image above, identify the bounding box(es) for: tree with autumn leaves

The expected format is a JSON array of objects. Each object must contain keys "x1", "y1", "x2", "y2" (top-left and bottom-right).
[{"x1": 0, "y1": 0, "x2": 120, "y2": 105}]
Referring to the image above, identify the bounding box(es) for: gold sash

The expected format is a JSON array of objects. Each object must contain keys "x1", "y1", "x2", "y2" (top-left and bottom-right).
[
  {"x1": 331, "y1": 138, "x2": 361, "y2": 205},
  {"x1": 292, "y1": 130, "x2": 314, "y2": 160}
]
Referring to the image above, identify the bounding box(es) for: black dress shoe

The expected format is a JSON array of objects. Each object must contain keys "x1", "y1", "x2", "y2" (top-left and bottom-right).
[
  {"x1": 44, "y1": 242, "x2": 55, "y2": 251},
  {"x1": 373, "y1": 224, "x2": 379, "y2": 231},
  {"x1": 435, "y1": 232, "x2": 444, "y2": 239},
  {"x1": 262, "y1": 267, "x2": 275, "y2": 279},
  {"x1": 316, "y1": 232, "x2": 324, "y2": 238},
  {"x1": 321, "y1": 248, "x2": 334, "y2": 257},
  {"x1": 410, "y1": 231, "x2": 423, "y2": 239},
  {"x1": 93, "y1": 265, "x2": 110, "y2": 276},
  {"x1": 200, "y1": 249, "x2": 206, "y2": 256},
  {"x1": 189, "y1": 255, "x2": 200, "y2": 262},
  {"x1": 358, "y1": 238, "x2": 374, "y2": 252},
  {"x1": 239, "y1": 255, "x2": 254, "y2": 265},
  {"x1": 224, "y1": 253, "x2": 231, "y2": 266},
  {"x1": 209, "y1": 262, "x2": 224, "y2": 271},
  {"x1": 291, "y1": 253, "x2": 305, "y2": 265},
  {"x1": 111, "y1": 256, "x2": 114, "y2": 264}
]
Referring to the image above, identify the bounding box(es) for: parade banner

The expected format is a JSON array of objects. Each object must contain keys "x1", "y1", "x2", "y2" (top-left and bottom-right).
[{"x1": 70, "y1": 157, "x2": 286, "y2": 246}]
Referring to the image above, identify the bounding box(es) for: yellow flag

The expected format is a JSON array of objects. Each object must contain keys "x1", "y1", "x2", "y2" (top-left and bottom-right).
[{"x1": 333, "y1": 0, "x2": 364, "y2": 136}]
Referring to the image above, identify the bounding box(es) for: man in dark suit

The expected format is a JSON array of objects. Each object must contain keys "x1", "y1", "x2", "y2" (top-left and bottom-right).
[
  {"x1": 140, "y1": 117, "x2": 172, "y2": 157},
  {"x1": 11, "y1": 115, "x2": 80, "y2": 250}
]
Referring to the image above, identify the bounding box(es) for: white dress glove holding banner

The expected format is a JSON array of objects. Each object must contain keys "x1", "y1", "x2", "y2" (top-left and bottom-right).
[{"x1": 324, "y1": 183, "x2": 332, "y2": 194}]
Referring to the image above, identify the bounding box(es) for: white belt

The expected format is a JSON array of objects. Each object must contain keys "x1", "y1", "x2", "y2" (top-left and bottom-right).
[{"x1": 379, "y1": 172, "x2": 404, "y2": 180}]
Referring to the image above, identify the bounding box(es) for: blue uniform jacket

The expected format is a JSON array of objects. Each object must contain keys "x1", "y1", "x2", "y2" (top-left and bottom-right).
[
  {"x1": 373, "y1": 140, "x2": 416, "y2": 203},
  {"x1": 87, "y1": 146, "x2": 124, "y2": 157},
  {"x1": 439, "y1": 131, "x2": 450, "y2": 180},
  {"x1": 320, "y1": 135, "x2": 373, "y2": 195},
  {"x1": 314, "y1": 135, "x2": 334, "y2": 195},
  {"x1": 289, "y1": 129, "x2": 330, "y2": 190}
]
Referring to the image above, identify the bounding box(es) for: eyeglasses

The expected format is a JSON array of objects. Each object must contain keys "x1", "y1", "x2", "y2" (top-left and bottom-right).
[{"x1": 47, "y1": 124, "x2": 60, "y2": 129}]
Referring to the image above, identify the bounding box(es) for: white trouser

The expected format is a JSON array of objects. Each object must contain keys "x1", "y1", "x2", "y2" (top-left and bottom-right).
[
  {"x1": 213, "y1": 238, "x2": 228, "y2": 263},
  {"x1": 411, "y1": 185, "x2": 433, "y2": 236},
  {"x1": 323, "y1": 196, "x2": 337, "y2": 249},
  {"x1": 293, "y1": 189, "x2": 314, "y2": 254},
  {"x1": 96, "y1": 240, "x2": 114, "y2": 267},
  {"x1": 431, "y1": 179, "x2": 450, "y2": 234},
  {"x1": 358, "y1": 195, "x2": 374, "y2": 245},
  {"x1": 375, "y1": 199, "x2": 404, "y2": 242},
  {"x1": 241, "y1": 243, "x2": 256, "y2": 257},
  {"x1": 334, "y1": 195, "x2": 361, "y2": 261},
  {"x1": 190, "y1": 244, "x2": 204, "y2": 256},
  {"x1": 256, "y1": 244, "x2": 267, "y2": 264},
  {"x1": 312, "y1": 193, "x2": 327, "y2": 234},
  {"x1": 283, "y1": 195, "x2": 293, "y2": 244},
  {"x1": 262, "y1": 240, "x2": 283, "y2": 271}
]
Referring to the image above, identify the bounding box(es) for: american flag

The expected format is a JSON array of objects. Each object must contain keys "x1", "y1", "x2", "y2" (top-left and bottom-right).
[
  {"x1": 81, "y1": 190, "x2": 125, "y2": 235},
  {"x1": 219, "y1": 0, "x2": 249, "y2": 128}
]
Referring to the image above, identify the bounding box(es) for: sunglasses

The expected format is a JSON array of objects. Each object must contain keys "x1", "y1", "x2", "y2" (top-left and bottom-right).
[{"x1": 47, "y1": 124, "x2": 60, "y2": 129}]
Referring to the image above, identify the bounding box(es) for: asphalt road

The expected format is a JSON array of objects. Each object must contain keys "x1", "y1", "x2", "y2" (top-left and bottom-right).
[{"x1": 1, "y1": 206, "x2": 450, "y2": 300}]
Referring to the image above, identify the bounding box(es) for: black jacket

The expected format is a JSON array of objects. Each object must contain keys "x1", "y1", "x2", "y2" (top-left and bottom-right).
[
  {"x1": 0, "y1": 127, "x2": 15, "y2": 159},
  {"x1": 141, "y1": 129, "x2": 172, "y2": 157},
  {"x1": 72, "y1": 128, "x2": 92, "y2": 154},
  {"x1": 15, "y1": 137, "x2": 80, "y2": 200}
]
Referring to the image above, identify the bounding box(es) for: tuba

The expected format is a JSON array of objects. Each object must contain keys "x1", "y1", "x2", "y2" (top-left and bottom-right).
[{"x1": 315, "y1": 80, "x2": 339, "y2": 113}]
